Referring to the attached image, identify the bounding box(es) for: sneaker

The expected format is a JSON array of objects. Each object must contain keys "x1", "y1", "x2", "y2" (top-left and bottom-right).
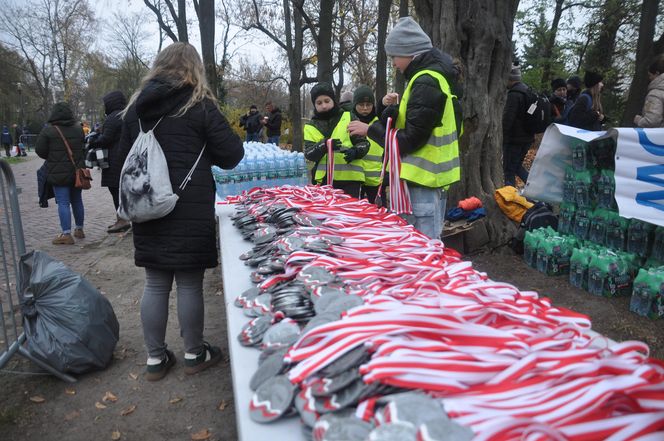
[
  {"x1": 73, "y1": 228, "x2": 85, "y2": 239},
  {"x1": 52, "y1": 233, "x2": 74, "y2": 245},
  {"x1": 145, "y1": 349, "x2": 176, "y2": 382},
  {"x1": 184, "y1": 342, "x2": 223, "y2": 375}
]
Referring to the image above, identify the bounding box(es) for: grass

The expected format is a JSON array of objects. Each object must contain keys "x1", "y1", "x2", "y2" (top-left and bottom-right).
[{"x1": 1, "y1": 157, "x2": 27, "y2": 165}]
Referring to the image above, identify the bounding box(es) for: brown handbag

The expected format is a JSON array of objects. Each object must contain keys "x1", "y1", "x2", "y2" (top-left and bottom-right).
[{"x1": 53, "y1": 125, "x2": 92, "y2": 190}]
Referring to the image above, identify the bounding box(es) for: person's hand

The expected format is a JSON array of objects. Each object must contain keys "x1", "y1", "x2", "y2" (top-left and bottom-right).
[
  {"x1": 347, "y1": 121, "x2": 369, "y2": 137},
  {"x1": 329, "y1": 139, "x2": 342, "y2": 150},
  {"x1": 382, "y1": 92, "x2": 399, "y2": 106},
  {"x1": 343, "y1": 147, "x2": 358, "y2": 162}
]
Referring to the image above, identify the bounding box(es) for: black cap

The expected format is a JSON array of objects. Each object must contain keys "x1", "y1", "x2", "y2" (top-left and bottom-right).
[
  {"x1": 250, "y1": 104, "x2": 258, "y2": 110},
  {"x1": 584, "y1": 71, "x2": 603, "y2": 89},
  {"x1": 566, "y1": 75, "x2": 582, "y2": 90},
  {"x1": 310, "y1": 82, "x2": 336, "y2": 105},
  {"x1": 551, "y1": 78, "x2": 566, "y2": 91},
  {"x1": 352, "y1": 85, "x2": 375, "y2": 107}
]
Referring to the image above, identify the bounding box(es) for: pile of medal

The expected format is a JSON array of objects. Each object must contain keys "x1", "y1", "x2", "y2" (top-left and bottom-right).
[{"x1": 228, "y1": 185, "x2": 664, "y2": 441}]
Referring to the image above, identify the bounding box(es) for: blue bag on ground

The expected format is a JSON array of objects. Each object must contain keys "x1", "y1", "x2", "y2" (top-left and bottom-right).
[{"x1": 18, "y1": 250, "x2": 119, "y2": 374}]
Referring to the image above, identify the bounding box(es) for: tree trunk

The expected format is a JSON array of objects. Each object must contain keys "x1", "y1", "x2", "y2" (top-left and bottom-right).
[
  {"x1": 317, "y1": 0, "x2": 335, "y2": 84},
  {"x1": 414, "y1": 0, "x2": 520, "y2": 247},
  {"x1": 285, "y1": 0, "x2": 304, "y2": 152},
  {"x1": 375, "y1": 0, "x2": 391, "y2": 104},
  {"x1": 197, "y1": 0, "x2": 217, "y2": 98},
  {"x1": 394, "y1": 0, "x2": 409, "y2": 95},
  {"x1": 584, "y1": 0, "x2": 624, "y2": 74},
  {"x1": 335, "y1": 10, "x2": 346, "y2": 97},
  {"x1": 622, "y1": 0, "x2": 659, "y2": 126},
  {"x1": 540, "y1": 0, "x2": 564, "y2": 87},
  {"x1": 176, "y1": 0, "x2": 188, "y2": 42}
]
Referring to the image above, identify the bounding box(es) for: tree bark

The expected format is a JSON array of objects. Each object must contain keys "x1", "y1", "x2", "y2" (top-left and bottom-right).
[
  {"x1": 414, "y1": 0, "x2": 520, "y2": 247},
  {"x1": 584, "y1": 0, "x2": 624, "y2": 75},
  {"x1": 316, "y1": 0, "x2": 335, "y2": 84},
  {"x1": 375, "y1": 0, "x2": 391, "y2": 104},
  {"x1": 195, "y1": 0, "x2": 218, "y2": 98},
  {"x1": 286, "y1": 0, "x2": 304, "y2": 152},
  {"x1": 621, "y1": 0, "x2": 660, "y2": 126},
  {"x1": 540, "y1": 0, "x2": 565, "y2": 87},
  {"x1": 394, "y1": 0, "x2": 409, "y2": 95}
]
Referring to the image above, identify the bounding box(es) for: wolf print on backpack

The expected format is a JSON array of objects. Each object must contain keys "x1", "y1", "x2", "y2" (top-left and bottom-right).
[{"x1": 118, "y1": 117, "x2": 206, "y2": 223}]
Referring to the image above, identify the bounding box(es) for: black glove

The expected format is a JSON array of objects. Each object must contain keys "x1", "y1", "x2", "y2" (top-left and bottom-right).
[
  {"x1": 328, "y1": 139, "x2": 342, "y2": 150},
  {"x1": 343, "y1": 147, "x2": 358, "y2": 162}
]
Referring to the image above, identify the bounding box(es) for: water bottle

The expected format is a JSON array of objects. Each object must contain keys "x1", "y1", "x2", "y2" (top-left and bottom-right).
[
  {"x1": 631, "y1": 268, "x2": 654, "y2": 317},
  {"x1": 277, "y1": 154, "x2": 287, "y2": 179}
]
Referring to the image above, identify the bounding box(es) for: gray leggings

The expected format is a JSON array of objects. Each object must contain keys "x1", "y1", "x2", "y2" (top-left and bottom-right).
[{"x1": 141, "y1": 268, "x2": 206, "y2": 358}]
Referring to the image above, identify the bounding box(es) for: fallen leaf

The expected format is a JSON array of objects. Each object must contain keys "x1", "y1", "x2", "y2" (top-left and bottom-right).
[
  {"x1": 169, "y1": 397, "x2": 183, "y2": 404},
  {"x1": 128, "y1": 373, "x2": 138, "y2": 381},
  {"x1": 217, "y1": 400, "x2": 228, "y2": 411},
  {"x1": 29, "y1": 396, "x2": 46, "y2": 403},
  {"x1": 191, "y1": 429, "x2": 211, "y2": 440},
  {"x1": 111, "y1": 430, "x2": 121, "y2": 440},
  {"x1": 64, "y1": 410, "x2": 80, "y2": 421},
  {"x1": 95, "y1": 401, "x2": 108, "y2": 409},
  {"x1": 65, "y1": 388, "x2": 76, "y2": 395},
  {"x1": 120, "y1": 405, "x2": 136, "y2": 416},
  {"x1": 102, "y1": 391, "x2": 118, "y2": 402}
]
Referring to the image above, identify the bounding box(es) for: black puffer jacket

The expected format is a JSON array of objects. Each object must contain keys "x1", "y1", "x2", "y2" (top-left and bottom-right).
[
  {"x1": 265, "y1": 107, "x2": 282, "y2": 136},
  {"x1": 503, "y1": 82, "x2": 535, "y2": 145},
  {"x1": 117, "y1": 79, "x2": 244, "y2": 270},
  {"x1": 36, "y1": 103, "x2": 85, "y2": 186},
  {"x1": 91, "y1": 91, "x2": 127, "y2": 188},
  {"x1": 567, "y1": 91, "x2": 602, "y2": 131},
  {"x1": 367, "y1": 48, "x2": 457, "y2": 155}
]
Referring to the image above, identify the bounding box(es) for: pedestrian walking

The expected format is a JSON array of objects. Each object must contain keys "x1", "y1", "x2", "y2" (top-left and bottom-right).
[
  {"x1": 1, "y1": 125, "x2": 13, "y2": 157},
  {"x1": 117, "y1": 42, "x2": 244, "y2": 381},
  {"x1": 35, "y1": 102, "x2": 86, "y2": 245}
]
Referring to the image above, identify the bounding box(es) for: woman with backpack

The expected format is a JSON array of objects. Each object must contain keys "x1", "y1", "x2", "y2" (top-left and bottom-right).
[
  {"x1": 567, "y1": 71, "x2": 606, "y2": 131},
  {"x1": 117, "y1": 42, "x2": 244, "y2": 381}
]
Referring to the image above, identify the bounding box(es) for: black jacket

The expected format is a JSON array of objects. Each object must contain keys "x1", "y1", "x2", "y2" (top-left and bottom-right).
[
  {"x1": 240, "y1": 111, "x2": 262, "y2": 133},
  {"x1": 36, "y1": 103, "x2": 85, "y2": 186},
  {"x1": 567, "y1": 91, "x2": 602, "y2": 131},
  {"x1": 264, "y1": 107, "x2": 282, "y2": 136},
  {"x1": 91, "y1": 91, "x2": 126, "y2": 188},
  {"x1": 117, "y1": 79, "x2": 244, "y2": 270},
  {"x1": 367, "y1": 48, "x2": 458, "y2": 155},
  {"x1": 503, "y1": 82, "x2": 535, "y2": 145}
]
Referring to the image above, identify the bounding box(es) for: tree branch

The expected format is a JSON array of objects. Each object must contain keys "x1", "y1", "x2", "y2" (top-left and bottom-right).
[{"x1": 143, "y1": 0, "x2": 179, "y2": 42}]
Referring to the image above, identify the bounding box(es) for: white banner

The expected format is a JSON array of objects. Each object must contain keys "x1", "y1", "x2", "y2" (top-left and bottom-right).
[
  {"x1": 614, "y1": 128, "x2": 664, "y2": 227},
  {"x1": 523, "y1": 124, "x2": 606, "y2": 203}
]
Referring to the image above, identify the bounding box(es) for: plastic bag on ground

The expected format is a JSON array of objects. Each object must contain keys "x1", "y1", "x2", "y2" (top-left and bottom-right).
[{"x1": 18, "y1": 250, "x2": 120, "y2": 374}]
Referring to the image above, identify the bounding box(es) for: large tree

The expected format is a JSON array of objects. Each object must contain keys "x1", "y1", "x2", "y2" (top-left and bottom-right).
[{"x1": 413, "y1": 0, "x2": 520, "y2": 246}]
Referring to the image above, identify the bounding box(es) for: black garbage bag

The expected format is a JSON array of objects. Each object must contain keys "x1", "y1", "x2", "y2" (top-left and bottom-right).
[{"x1": 18, "y1": 250, "x2": 120, "y2": 374}]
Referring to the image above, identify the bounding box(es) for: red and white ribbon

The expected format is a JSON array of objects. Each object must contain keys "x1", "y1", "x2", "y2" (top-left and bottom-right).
[
  {"x1": 377, "y1": 117, "x2": 412, "y2": 215},
  {"x1": 326, "y1": 139, "x2": 335, "y2": 186}
]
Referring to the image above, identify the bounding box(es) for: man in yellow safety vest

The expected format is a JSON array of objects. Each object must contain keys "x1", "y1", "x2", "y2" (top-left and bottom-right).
[{"x1": 348, "y1": 16, "x2": 461, "y2": 240}]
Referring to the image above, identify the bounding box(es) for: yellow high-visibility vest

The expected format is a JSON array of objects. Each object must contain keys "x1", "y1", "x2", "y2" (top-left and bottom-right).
[
  {"x1": 359, "y1": 116, "x2": 383, "y2": 187},
  {"x1": 304, "y1": 111, "x2": 365, "y2": 183},
  {"x1": 396, "y1": 69, "x2": 460, "y2": 188}
]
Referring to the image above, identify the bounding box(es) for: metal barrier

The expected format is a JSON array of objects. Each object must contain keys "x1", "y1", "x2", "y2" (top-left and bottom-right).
[{"x1": 0, "y1": 159, "x2": 75, "y2": 382}]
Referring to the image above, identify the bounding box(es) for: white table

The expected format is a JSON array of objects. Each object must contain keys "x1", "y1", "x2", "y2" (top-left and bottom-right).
[{"x1": 216, "y1": 203, "x2": 302, "y2": 441}]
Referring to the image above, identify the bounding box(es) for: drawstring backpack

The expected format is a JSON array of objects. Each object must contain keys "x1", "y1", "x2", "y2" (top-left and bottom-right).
[{"x1": 117, "y1": 117, "x2": 206, "y2": 223}]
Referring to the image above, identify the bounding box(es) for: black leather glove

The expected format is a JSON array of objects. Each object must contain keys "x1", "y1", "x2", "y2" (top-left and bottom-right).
[
  {"x1": 328, "y1": 139, "x2": 342, "y2": 150},
  {"x1": 343, "y1": 147, "x2": 358, "y2": 162}
]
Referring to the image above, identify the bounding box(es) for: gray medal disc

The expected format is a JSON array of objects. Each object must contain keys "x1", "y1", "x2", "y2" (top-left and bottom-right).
[
  {"x1": 314, "y1": 292, "x2": 345, "y2": 315},
  {"x1": 322, "y1": 294, "x2": 364, "y2": 316},
  {"x1": 238, "y1": 315, "x2": 272, "y2": 346},
  {"x1": 320, "y1": 416, "x2": 373, "y2": 441},
  {"x1": 262, "y1": 319, "x2": 301, "y2": 349},
  {"x1": 368, "y1": 423, "x2": 417, "y2": 441},
  {"x1": 235, "y1": 286, "x2": 261, "y2": 307},
  {"x1": 383, "y1": 392, "x2": 447, "y2": 428},
  {"x1": 321, "y1": 345, "x2": 370, "y2": 377},
  {"x1": 294, "y1": 386, "x2": 319, "y2": 428},
  {"x1": 312, "y1": 369, "x2": 361, "y2": 397},
  {"x1": 301, "y1": 311, "x2": 340, "y2": 335},
  {"x1": 252, "y1": 293, "x2": 272, "y2": 316},
  {"x1": 249, "y1": 374, "x2": 295, "y2": 423},
  {"x1": 418, "y1": 418, "x2": 474, "y2": 441},
  {"x1": 250, "y1": 349, "x2": 287, "y2": 390}
]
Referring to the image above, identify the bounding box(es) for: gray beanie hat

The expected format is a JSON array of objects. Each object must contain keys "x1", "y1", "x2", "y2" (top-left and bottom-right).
[
  {"x1": 385, "y1": 17, "x2": 433, "y2": 57},
  {"x1": 509, "y1": 64, "x2": 521, "y2": 82}
]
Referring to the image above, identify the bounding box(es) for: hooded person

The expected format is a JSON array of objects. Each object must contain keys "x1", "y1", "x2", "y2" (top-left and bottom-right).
[
  {"x1": 303, "y1": 82, "x2": 370, "y2": 198},
  {"x1": 351, "y1": 85, "x2": 384, "y2": 206},
  {"x1": 567, "y1": 70, "x2": 605, "y2": 131},
  {"x1": 89, "y1": 90, "x2": 130, "y2": 233},
  {"x1": 35, "y1": 102, "x2": 87, "y2": 244},
  {"x1": 635, "y1": 56, "x2": 664, "y2": 128},
  {"x1": 347, "y1": 16, "x2": 462, "y2": 240}
]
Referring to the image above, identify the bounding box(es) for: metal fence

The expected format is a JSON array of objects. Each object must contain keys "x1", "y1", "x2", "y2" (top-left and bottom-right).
[{"x1": 0, "y1": 159, "x2": 75, "y2": 382}]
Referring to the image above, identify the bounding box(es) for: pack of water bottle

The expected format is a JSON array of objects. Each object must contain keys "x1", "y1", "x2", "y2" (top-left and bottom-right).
[{"x1": 212, "y1": 141, "x2": 308, "y2": 197}]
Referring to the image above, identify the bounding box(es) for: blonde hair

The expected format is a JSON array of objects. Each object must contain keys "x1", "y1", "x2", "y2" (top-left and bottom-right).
[{"x1": 123, "y1": 42, "x2": 217, "y2": 118}]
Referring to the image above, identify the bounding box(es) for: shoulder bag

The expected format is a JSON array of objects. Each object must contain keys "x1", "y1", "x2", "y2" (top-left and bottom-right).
[{"x1": 53, "y1": 125, "x2": 92, "y2": 190}]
